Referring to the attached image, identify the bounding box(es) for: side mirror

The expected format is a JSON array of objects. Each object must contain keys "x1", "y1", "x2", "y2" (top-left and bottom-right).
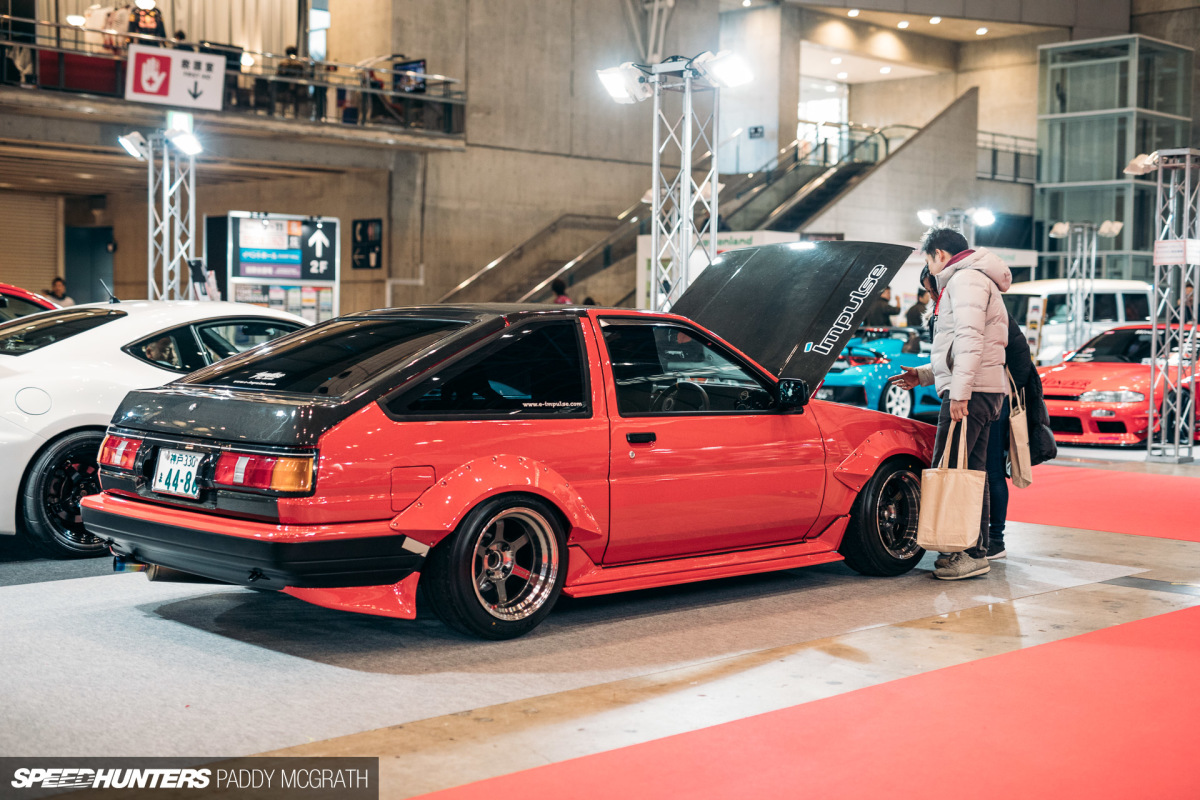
[{"x1": 777, "y1": 378, "x2": 810, "y2": 412}]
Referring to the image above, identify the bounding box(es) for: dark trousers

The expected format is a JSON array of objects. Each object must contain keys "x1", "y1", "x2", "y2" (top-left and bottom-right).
[
  {"x1": 986, "y1": 397, "x2": 1011, "y2": 546},
  {"x1": 931, "y1": 392, "x2": 1004, "y2": 559}
]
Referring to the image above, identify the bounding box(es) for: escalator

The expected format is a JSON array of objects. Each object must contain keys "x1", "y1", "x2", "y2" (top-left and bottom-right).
[{"x1": 757, "y1": 160, "x2": 874, "y2": 232}]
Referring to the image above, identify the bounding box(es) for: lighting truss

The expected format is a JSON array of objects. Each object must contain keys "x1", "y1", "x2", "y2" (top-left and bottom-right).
[
  {"x1": 145, "y1": 133, "x2": 198, "y2": 301},
  {"x1": 1148, "y1": 148, "x2": 1200, "y2": 463},
  {"x1": 649, "y1": 59, "x2": 719, "y2": 312},
  {"x1": 1059, "y1": 222, "x2": 1099, "y2": 357}
]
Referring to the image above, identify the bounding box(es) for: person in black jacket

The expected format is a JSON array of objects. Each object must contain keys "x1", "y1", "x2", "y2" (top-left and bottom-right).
[{"x1": 983, "y1": 315, "x2": 1056, "y2": 560}]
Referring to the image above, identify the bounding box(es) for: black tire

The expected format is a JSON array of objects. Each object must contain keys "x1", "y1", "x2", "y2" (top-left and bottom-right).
[
  {"x1": 878, "y1": 382, "x2": 914, "y2": 418},
  {"x1": 422, "y1": 494, "x2": 567, "y2": 640},
  {"x1": 21, "y1": 429, "x2": 108, "y2": 559},
  {"x1": 840, "y1": 459, "x2": 924, "y2": 577}
]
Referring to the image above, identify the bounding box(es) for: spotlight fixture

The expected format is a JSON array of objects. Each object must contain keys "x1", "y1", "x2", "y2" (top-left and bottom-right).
[
  {"x1": 847, "y1": 9, "x2": 859, "y2": 17},
  {"x1": 692, "y1": 50, "x2": 753, "y2": 88},
  {"x1": 117, "y1": 131, "x2": 149, "y2": 160},
  {"x1": 837, "y1": 71, "x2": 848, "y2": 79},
  {"x1": 134, "y1": 0, "x2": 156, "y2": 9},
  {"x1": 898, "y1": 20, "x2": 909, "y2": 29},
  {"x1": 976, "y1": 27, "x2": 988, "y2": 35},
  {"x1": 1124, "y1": 152, "x2": 1161, "y2": 175},
  {"x1": 930, "y1": 16, "x2": 942, "y2": 24},
  {"x1": 917, "y1": 209, "x2": 938, "y2": 227},
  {"x1": 165, "y1": 128, "x2": 203, "y2": 156},
  {"x1": 1098, "y1": 220, "x2": 1124, "y2": 238},
  {"x1": 240, "y1": 51, "x2": 255, "y2": 68},
  {"x1": 597, "y1": 62, "x2": 651, "y2": 103},
  {"x1": 880, "y1": 67, "x2": 892, "y2": 74},
  {"x1": 742, "y1": 0, "x2": 751, "y2": 7},
  {"x1": 1048, "y1": 221, "x2": 1071, "y2": 238},
  {"x1": 831, "y1": 57, "x2": 842, "y2": 65},
  {"x1": 66, "y1": 14, "x2": 85, "y2": 26},
  {"x1": 971, "y1": 208, "x2": 996, "y2": 227}
]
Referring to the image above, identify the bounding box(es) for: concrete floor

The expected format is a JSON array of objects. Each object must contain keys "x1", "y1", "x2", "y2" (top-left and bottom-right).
[{"x1": 2, "y1": 451, "x2": 1198, "y2": 798}]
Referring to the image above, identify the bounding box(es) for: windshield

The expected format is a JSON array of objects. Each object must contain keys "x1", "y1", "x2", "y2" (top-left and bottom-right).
[
  {"x1": 1069, "y1": 328, "x2": 1153, "y2": 363},
  {"x1": 0, "y1": 308, "x2": 126, "y2": 355},
  {"x1": 182, "y1": 316, "x2": 469, "y2": 396},
  {"x1": 0, "y1": 294, "x2": 52, "y2": 322}
]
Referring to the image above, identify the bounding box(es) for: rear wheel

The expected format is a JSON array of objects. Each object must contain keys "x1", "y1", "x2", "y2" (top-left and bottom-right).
[
  {"x1": 21, "y1": 430, "x2": 108, "y2": 559},
  {"x1": 879, "y1": 383, "x2": 913, "y2": 418},
  {"x1": 840, "y1": 459, "x2": 923, "y2": 577},
  {"x1": 422, "y1": 495, "x2": 567, "y2": 639}
]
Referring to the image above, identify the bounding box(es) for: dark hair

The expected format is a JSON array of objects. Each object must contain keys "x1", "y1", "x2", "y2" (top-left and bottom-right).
[
  {"x1": 582, "y1": 296, "x2": 597, "y2": 306},
  {"x1": 917, "y1": 287, "x2": 931, "y2": 300},
  {"x1": 551, "y1": 279, "x2": 567, "y2": 296},
  {"x1": 52, "y1": 276, "x2": 65, "y2": 286},
  {"x1": 174, "y1": 30, "x2": 186, "y2": 40},
  {"x1": 285, "y1": 45, "x2": 299, "y2": 57},
  {"x1": 919, "y1": 227, "x2": 969, "y2": 257}
]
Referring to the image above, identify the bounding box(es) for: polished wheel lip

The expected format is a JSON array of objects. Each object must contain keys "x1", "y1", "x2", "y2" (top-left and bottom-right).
[
  {"x1": 884, "y1": 384, "x2": 912, "y2": 418},
  {"x1": 472, "y1": 507, "x2": 559, "y2": 622},
  {"x1": 43, "y1": 443, "x2": 105, "y2": 551},
  {"x1": 875, "y1": 469, "x2": 922, "y2": 560}
]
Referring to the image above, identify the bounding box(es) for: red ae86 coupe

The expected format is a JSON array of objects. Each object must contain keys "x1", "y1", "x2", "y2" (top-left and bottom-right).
[{"x1": 82, "y1": 242, "x2": 935, "y2": 639}]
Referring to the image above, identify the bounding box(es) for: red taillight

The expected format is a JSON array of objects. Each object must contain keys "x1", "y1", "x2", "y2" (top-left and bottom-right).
[
  {"x1": 847, "y1": 354, "x2": 888, "y2": 367},
  {"x1": 99, "y1": 435, "x2": 141, "y2": 471},
  {"x1": 213, "y1": 452, "x2": 314, "y2": 493}
]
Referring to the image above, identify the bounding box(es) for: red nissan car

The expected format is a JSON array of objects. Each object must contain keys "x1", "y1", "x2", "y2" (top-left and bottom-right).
[
  {"x1": 82, "y1": 242, "x2": 936, "y2": 639},
  {"x1": 0, "y1": 282, "x2": 59, "y2": 321},
  {"x1": 1039, "y1": 323, "x2": 1199, "y2": 446}
]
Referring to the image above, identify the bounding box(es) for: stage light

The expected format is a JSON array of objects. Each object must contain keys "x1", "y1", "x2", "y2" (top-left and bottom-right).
[
  {"x1": 118, "y1": 131, "x2": 149, "y2": 160},
  {"x1": 165, "y1": 128, "x2": 203, "y2": 156},
  {"x1": 917, "y1": 209, "x2": 938, "y2": 227},
  {"x1": 1124, "y1": 152, "x2": 1160, "y2": 175},
  {"x1": 971, "y1": 208, "x2": 996, "y2": 227},
  {"x1": 692, "y1": 51, "x2": 753, "y2": 89},
  {"x1": 597, "y1": 62, "x2": 651, "y2": 103}
]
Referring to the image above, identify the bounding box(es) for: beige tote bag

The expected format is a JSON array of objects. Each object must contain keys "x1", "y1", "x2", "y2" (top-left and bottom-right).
[
  {"x1": 1007, "y1": 368, "x2": 1033, "y2": 489},
  {"x1": 916, "y1": 420, "x2": 986, "y2": 553}
]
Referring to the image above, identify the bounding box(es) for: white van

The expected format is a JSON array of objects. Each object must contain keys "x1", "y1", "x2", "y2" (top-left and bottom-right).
[{"x1": 1003, "y1": 279, "x2": 1152, "y2": 365}]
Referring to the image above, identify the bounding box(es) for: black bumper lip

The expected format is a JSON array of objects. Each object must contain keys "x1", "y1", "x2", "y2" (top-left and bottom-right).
[{"x1": 82, "y1": 506, "x2": 425, "y2": 589}]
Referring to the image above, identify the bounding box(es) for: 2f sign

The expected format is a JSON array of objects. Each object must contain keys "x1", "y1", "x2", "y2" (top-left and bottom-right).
[{"x1": 125, "y1": 45, "x2": 224, "y2": 111}]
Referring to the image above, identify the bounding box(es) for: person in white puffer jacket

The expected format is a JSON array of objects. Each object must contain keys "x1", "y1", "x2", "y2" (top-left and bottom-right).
[{"x1": 889, "y1": 228, "x2": 1012, "y2": 580}]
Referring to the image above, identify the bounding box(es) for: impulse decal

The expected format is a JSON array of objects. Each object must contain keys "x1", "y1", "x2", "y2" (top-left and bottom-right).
[{"x1": 806, "y1": 264, "x2": 889, "y2": 356}]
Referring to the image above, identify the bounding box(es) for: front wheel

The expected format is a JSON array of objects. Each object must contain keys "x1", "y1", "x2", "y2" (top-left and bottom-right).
[
  {"x1": 840, "y1": 460, "x2": 923, "y2": 577},
  {"x1": 422, "y1": 495, "x2": 567, "y2": 639},
  {"x1": 879, "y1": 383, "x2": 913, "y2": 418},
  {"x1": 21, "y1": 430, "x2": 108, "y2": 559}
]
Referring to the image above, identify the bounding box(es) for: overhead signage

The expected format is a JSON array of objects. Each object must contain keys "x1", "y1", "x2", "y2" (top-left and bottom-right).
[
  {"x1": 1153, "y1": 239, "x2": 1200, "y2": 266},
  {"x1": 351, "y1": 218, "x2": 383, "y2": 269},
  {"x1": 124, "y1": 44, "x2": 224, "y2": 111},
  {"x1": 224, "y1": 213, "x2": 340, "y2": 323}
]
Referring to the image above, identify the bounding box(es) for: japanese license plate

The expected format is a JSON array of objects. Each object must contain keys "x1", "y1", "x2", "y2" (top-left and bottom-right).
[{"x1": 152, "y1": 449, "x2": 204, "y2": 499}]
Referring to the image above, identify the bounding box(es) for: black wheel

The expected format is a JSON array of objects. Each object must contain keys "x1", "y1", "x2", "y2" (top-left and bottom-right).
[
  {"x1": 840, "y1": 459, "x2": 924, "y2": 577},
  {"x1": 878, "y1": 383, "x2": 913, "y2": 418},
  {"x1": 21, "y1": 430, "x2": 107, "y2": 559},
  {"x1": 422, "y1": 495, "x2": 567, "y2": 639}
]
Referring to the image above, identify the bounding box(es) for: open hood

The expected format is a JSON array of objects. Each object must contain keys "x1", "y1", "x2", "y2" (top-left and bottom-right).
[{"x1": 672, "y1": 241, "x2": 913, "y2": 388}]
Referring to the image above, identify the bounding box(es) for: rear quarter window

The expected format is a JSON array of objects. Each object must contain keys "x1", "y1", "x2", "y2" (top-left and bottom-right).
[{"x1": 0, "y1": 308, "x2": 126, "y2": 355}]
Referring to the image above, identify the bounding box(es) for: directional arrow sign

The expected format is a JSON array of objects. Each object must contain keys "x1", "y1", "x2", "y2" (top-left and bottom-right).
[
  {"x1": 188, "y1": 81, "x2": 202, "y2": 100},
  {"x1": 308, "y1": 228, "x2": 330, "y2": 258}
]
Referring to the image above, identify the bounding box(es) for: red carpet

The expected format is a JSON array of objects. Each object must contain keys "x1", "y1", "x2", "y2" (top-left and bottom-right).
[
  {"x1": 418, "y1": 606, "x2": 1200, "y2": 799},
  {"x1": 1007, "y1": 464, "x2": 1200, "y2": 541}
]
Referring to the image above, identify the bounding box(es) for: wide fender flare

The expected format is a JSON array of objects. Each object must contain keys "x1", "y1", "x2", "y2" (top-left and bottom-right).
[
  {"x1": 833, "y1": 428, "x2": 933, "y2": 492},
  {"x1": 389, "y1": 454, "x2": 603, "y2": 550}
]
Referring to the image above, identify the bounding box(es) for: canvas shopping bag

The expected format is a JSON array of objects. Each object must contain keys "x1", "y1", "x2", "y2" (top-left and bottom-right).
[
  {"x1": 916, "y1": 419, "x2": 987, "y2": 553},
  {"x1": 1007, "y1": 368, "x2": 1034, "y2": 489}
]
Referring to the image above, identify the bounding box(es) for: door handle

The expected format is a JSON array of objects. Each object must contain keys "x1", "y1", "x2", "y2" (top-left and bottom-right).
[{"x1": 626, "y1": 432, "x2": 656, "y2": 445}]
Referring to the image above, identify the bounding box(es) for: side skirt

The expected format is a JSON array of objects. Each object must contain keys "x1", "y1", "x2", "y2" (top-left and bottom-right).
[{"x1": 562, "y1": 517, "x2": 850, "y2": 599}]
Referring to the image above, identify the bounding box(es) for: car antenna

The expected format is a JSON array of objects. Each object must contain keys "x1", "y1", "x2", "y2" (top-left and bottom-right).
[{"x1": 98, "y1": 279, "x2": 120, "y2": 304}]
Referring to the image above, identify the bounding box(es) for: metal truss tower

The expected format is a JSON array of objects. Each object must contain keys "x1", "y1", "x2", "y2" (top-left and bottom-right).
[
  {"x1": 146, "y1": 132, "x2": 197, "y2": 301},
  {"x1": 649, "y1": 60, "x2": 718, "y2": 312},
  {"x1": 1060, "y1": 222, "x2": 1099, "y2": 357},
  {"x1": 1148, "y1": 148, "x2": 1200, "y2": 463}
]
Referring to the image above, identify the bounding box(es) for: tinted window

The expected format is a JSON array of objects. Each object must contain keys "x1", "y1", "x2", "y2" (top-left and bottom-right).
[
  {"x1": 184, "y1": 317, "x2": 467, "y2": 395},
  {"x1": 1003, "y1": 294, "x2": 1029, "y2": 322},
  {"x1": 387, "y1": 322, "x2": 587, "y2": 416},
  {"x1": 0, "y1": 295, "x2": 50, "y2": 322},
  {"x1": 0, "y1": 308, "x2": 125, "y2": 356},
  {"x1": 126, "y1": 325, "x2": 208, "y2": 372},
  {"x1": 194, "y1": 319, "x2": 305, "y2": 363},
  {"x1": 1089, "y1": 293, "x2": 1118, "y2": 322},
  {"x1": 1045, "y1": 294, "x2": 1069, "y2": 323},
  {"x1": 1070, "y1": 328, "x2": 1152, "y2": 363},
  {"x1": 602, "y1": 322, "x2": 775, "y2": 415},
  {"x1": 1123, "y1": 293, "x2": 1150, "y2": 321}
]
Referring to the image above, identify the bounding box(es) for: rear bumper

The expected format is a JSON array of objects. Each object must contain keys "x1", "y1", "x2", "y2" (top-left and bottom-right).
[{"x1": 81, "y1": 494, "x2": 426, "y2": 589}]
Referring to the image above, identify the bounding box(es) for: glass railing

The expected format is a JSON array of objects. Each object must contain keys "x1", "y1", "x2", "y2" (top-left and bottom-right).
[
  {"x1": 977, "y1": 131, "x2": 1038, "y2": 184},
  {"x1": 0, "y1": 13, "x2": 465, "y2": 134}
]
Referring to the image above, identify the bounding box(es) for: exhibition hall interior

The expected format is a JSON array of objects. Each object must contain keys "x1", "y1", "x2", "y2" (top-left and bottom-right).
[{"x1": 2, "y1": 0, "x2": 1200, "y2": 797}]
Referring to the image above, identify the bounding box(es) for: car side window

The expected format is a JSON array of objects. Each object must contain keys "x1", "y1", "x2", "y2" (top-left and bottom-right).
[
  {"x1": 601, "y1": 322, "x2": 776, "y2": 415},
  {"x1": 1122, "y1": 293, "x2": 1150, "y2": 322},
  {"x1": 1045, "y1": 294, "x2": 1069, "y2": 323},
  {"x1": 194, "y1": 319, "x2": 304, "y2": 364},
  {"x1": 0, "y1": 295, "x2": 49, "y2": 322},
  {"x1": 1088, "y1": 293, "x2": 1118, "y2": 322},
  {"x1": 386, "y1": 321, "x2": 589, "y2": 417},
  {"x1": 127, "y1": 326, "x2": 207, "y2": 373}
]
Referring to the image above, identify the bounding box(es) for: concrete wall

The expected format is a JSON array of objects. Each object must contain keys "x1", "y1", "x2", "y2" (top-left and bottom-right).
[
  {"x1": 804, "y1": 88, "x2": 982, "y2": 243},
  {"x1": 849, "y1": 30, "x2": 1067, "y2": 139}
]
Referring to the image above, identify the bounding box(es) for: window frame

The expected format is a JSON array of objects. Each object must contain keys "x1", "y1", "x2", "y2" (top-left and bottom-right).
[
  {"x1": 381, "y1": 318, "x2": 594, "y2": 422},
  {"x1": 191, "y1": 318, "x2": 307, "y2": 365},
  {"x1": 123, "y1": 323, "x2": 210, "y2": 374},
  {"x1": 597, "y1": 316, "x2": 782, "y2": 419},
  {"x1": 0, "y1": 307, "x2": 127, "y2": 357}
]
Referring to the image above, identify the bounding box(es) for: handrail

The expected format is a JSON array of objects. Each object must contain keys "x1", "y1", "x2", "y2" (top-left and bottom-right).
[
  {"x1": 756, "y1": 131, "x2": 886, "y2": 231},
  {"x1": 518, "y1": 209, "x2": 648, "y2": 302},
  {"x1": 978, "y1": 130, "x2": 1038, "y2": 154}
]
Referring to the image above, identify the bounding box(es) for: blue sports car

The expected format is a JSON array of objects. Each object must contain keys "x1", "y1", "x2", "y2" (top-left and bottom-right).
[{"x1": 814, "y1": 327, "x2": 941, "y2": 418}]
